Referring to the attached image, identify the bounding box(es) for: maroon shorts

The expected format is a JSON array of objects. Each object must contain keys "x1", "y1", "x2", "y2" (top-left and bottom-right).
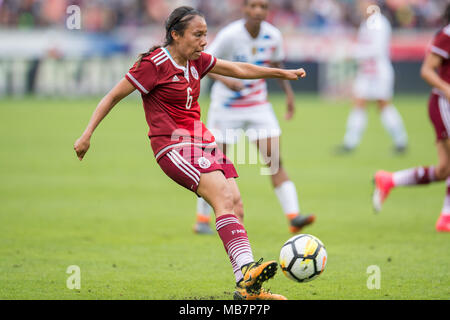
[
  {"x1": 429, "y1": 93, "x2": 450, "y2": 141},
  {"x1": 157, "y1": 145, "x2": 238, "y2": 193}
]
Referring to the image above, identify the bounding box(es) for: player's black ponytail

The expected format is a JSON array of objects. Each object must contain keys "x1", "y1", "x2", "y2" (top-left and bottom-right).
[{"x1": 135, "y1": 6, "x2": 204, "y2": 69}]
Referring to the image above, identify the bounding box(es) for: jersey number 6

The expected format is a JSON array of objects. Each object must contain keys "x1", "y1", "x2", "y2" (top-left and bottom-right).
[{"x1": 186, "y1": 87, "x2": 193, "y2": 109}]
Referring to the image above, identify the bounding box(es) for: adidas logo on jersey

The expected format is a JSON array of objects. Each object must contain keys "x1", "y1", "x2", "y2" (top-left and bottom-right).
[{"x1": 172, "y1": 75, "x2": 180, "y2": 82}]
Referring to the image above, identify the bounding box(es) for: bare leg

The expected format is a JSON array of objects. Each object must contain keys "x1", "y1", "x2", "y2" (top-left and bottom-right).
[
  {"x1": 435, "y1": 139, "x2": 450, "y2": 180},
  {"x1": 255, "y1": 136, "x2": 288, "y2": 187},
  {"x1": 196, "y1": 170, "x2": 235, "y2": 219},
  {"x1": 226, "y1": 177, "x2": 244, "y2": 223},
  {"x1": 194, "y1": 143, "x2": 230, "y2": 234}
]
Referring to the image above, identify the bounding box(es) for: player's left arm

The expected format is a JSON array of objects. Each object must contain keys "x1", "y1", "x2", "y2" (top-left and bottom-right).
[
  {"x1": 271, "y1": 61, "x2": 295, "y2": 120},
  {"x1": 210, "y1": 58, "x2": 306, "y2": 81},
  {"x1": 421, "y1": 52, "x2": 450, "y2": 100}
]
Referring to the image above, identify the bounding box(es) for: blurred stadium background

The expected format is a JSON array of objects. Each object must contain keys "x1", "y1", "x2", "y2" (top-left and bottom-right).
[{"x1": 0, "y1": 0, "x2": 448, "y2": 97}]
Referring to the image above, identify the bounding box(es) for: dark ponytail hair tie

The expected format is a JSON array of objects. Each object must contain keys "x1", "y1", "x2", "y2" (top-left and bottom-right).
[{"x1": 166, "y1": 8, "x2": 196, "y2": 32}]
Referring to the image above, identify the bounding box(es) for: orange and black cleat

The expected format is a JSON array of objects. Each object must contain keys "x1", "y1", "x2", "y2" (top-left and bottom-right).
[
  {"x1": 233, "y1": 280, "x2": 287, "y2": 300},
  {"x1": 241, "y1": 258, "x2": 278, "y2": 293},
  {"x1": 288, "y1": 213, "x2": 316, "y2": 234}
]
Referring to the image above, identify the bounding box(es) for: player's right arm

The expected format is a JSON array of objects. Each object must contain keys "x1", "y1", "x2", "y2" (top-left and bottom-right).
[
  {"x1": 208, "y1": 73, "x2": 244, "y2": 91},
  {"x1": 74, "y1": 78, "x2": 136, "y2": 161}
]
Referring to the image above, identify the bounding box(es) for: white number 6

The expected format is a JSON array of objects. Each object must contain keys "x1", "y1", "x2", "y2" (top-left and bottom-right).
[{"x1": 186, "y1": 87, "x2": 193, "y2": 109}]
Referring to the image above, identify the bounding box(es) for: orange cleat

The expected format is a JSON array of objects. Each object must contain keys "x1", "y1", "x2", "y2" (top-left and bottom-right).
[
  {"x1": 241, "y1": 258, "x2": 278, "y2": 293},
  {"x1": 372, "y1": 170, "x2": 395, "y2": 213},
  {"x1": 234, "y1": 280, "x2": 287, "y2": 300},
  {"x1": 436, "y1": 214, "x2": 450, "y2": 232}
]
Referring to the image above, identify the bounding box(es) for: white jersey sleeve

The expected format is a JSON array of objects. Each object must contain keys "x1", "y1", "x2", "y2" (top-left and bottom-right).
[{"x1": 271, "y1": 29, "x2": 285, "y2": 63}]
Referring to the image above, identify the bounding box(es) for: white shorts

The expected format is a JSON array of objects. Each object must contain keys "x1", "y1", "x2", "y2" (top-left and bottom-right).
[
  {"x1": 353, "y1": 72, "x2": 394, "y2": 101},
  {"x1": 206, "y1": 103, "x2": 281, "y2": 144}
]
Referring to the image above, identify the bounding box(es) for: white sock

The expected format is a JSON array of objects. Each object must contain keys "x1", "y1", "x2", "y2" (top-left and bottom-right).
[
  {"x1": 393, "y1": 168, "x2": 418, "y2": 186},
  {"x1": 196, "y1": 197, "x2": 212, "y2": 220},
  {"x1": 230, "y1": 257, "x2": 244, "y2": 283},
  {"x1": 441, "y1": 177, "x2": 450, "y2": 215},
  {"x1": 274, "y1": 180, "x2": 300, "y2": 216},
  {"x1": 380, "y1": 105, "x2": 408, "y2": 148},
  {"x1": 343, "y1": 108, "x2": 368, "y2": 149},
  {"x1": 393, "y1": 166, "x2": 436, "y2": 186}
]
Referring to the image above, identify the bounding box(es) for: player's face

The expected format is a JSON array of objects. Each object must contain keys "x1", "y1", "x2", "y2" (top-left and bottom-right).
[
  {"x1": 243, "y1": 0, "x2": 269, "y2": 26},
  {"x1": 175, "y1": 16, "x2": 208, "y2": 60}
]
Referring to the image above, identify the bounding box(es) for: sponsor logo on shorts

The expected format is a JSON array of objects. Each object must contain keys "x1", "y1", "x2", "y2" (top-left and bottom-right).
[{"x1": 198, "y1": 157, "x2": 211, "y2": 169}]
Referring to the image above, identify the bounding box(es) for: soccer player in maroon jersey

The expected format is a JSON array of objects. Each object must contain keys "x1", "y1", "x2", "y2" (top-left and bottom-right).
[
  {"x1": 373, "y1": 5, "x2": 450, "y2": 232},
  {"x1": 73, "y1": 6, "x2": 306, "y2": 299}
]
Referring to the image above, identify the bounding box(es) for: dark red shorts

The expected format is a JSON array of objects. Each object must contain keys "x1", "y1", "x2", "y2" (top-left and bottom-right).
[
  {"x1": 157, "y1": 145, "x2": 238, "y2": 193},
  {"x1": 429, "y1": 93, "x2": 450, "y2": 141}
]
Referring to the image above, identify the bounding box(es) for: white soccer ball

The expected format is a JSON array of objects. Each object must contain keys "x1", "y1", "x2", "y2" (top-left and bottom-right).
[{"x1": 279, "y1": 234, "x2": 327, "y2": 282}]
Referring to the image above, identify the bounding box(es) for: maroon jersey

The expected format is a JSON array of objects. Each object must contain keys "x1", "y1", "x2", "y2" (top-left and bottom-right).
[
  {"x1": 125, "y1": 48, "x2": 217, "y2": 160},
  {"x1": 430, "y1": 24, "x2": 450, "y2": 87}
]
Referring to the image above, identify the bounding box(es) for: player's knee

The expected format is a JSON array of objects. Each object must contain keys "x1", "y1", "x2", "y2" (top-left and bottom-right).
[
  {"x1": 435, "y1": 163, "x2": 450, "y2": 180},
  {"x1": 443, "y1": 166, "x2": 450, "y2": 179},
  {"x1": 377, "y1": 100, "x2": 390, "y2": 109}
]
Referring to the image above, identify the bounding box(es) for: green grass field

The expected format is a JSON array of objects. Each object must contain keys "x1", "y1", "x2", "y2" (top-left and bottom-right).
[{"x1": 0, "y1": 93, "x2": 449, "y2": 300}]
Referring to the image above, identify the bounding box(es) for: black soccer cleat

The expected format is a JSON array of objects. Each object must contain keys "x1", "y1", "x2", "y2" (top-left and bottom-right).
[{"x1": 289, "y1": 214, "x2": 316, "y2": 233}]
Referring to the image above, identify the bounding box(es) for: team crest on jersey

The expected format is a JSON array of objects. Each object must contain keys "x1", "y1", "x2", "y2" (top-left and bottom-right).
[
  {"x1": 197, "y1": 157, "x2": 211, "y2": 169},
  {"x1": 190, "y1": 66, "x2": 199, "y2": 80}
]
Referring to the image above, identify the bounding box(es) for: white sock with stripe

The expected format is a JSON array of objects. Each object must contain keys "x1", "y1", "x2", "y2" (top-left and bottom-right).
[{"x1": 216, "y1": 214, "x2": 254, "y2": 279}]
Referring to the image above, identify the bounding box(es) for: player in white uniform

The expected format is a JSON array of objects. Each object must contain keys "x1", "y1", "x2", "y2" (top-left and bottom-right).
[
  {"x1": 193, "y1": 0, "x2": 315, "y2": 234},
  {"x1": 337, "y1": 1, "x2": 408, "y2": 154}
]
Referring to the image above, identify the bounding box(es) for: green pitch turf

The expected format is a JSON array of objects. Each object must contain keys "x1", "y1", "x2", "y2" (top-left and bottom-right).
[{"x1": 0, "y1": 93, "x2": 448, "y2": 300}]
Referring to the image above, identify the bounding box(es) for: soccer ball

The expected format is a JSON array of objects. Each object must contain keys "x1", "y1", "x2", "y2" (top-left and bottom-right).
[{"x1": 279, "y1": 234, "x2": 327, "y2": 283}]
